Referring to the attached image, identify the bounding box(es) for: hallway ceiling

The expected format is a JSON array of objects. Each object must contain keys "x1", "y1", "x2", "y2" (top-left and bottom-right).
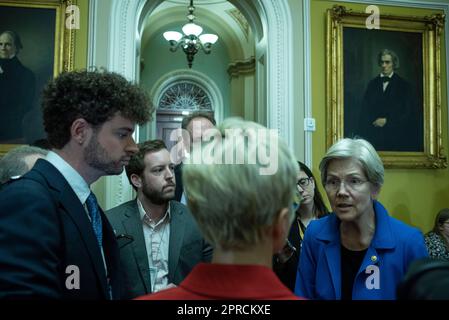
[{"x1": 141, "y1": 0, "x2": 253, "y2": 59}]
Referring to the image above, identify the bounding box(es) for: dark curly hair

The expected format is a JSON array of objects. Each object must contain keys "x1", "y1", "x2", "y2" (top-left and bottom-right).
[{"x1": 42, "y1": 70, "x2": 154, "y2": 149}]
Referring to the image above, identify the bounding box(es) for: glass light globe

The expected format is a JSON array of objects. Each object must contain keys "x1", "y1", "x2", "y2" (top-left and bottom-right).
[
  {"x1": 163, "y1": 31, "x2": 183, "y2": 42},
  {"x1": 199, "y1": 34, "x2": 218, "y2": 44},
  {"x1": 182, "y1": 23, "x2": 203, "y2": 36}
]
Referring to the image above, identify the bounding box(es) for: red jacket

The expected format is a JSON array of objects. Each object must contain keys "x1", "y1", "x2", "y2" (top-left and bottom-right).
[{"x1": 136, "y1": 263, "x2": 303, "y2": 300}]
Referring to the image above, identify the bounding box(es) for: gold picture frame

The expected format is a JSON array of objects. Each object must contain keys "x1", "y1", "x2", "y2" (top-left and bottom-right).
[
  {"x1": 0, "y1": 0, "x2": 75, "y2": 156},
  {"x1": 326, "y1": 5, "x2": 447, "y2": 168}
]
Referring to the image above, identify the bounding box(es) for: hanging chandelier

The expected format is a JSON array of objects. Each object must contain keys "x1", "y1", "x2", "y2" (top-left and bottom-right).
[{"x1": 163, "y1": 0, "x2": 218, "y2": 68}]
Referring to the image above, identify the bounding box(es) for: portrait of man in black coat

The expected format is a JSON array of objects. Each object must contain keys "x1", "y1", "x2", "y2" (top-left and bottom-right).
[
  {"x1": 356, "y1": 49, "x2": 423, "y2": 152},
  {"x1": 0, "y1": 30, "x2": 36, "y2": 143}
]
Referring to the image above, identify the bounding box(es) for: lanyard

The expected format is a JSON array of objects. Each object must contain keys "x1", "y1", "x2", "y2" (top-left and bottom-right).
[{"x1": 297, "y1": 218, "x2": 305, "y2": 240}]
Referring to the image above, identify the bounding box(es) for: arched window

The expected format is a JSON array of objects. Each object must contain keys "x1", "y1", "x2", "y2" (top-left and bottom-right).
[{"x1": 158, "y1": 81, "x2": 213, "y2": 112}]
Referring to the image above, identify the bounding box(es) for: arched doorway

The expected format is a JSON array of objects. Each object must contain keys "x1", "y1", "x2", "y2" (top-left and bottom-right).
[
  {"x1": 94, "y1": 0, "x2": 300, "y2": 209},
  {"x1": 149, "y1": 69, "x2": 223, "y2": 150}
]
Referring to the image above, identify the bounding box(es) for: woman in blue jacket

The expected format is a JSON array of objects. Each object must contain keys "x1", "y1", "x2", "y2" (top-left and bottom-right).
[{"x1": 294, "y1": 138, "x2": 428, "y2": 300}]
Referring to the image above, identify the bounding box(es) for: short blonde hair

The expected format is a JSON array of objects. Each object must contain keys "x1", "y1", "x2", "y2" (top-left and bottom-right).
[{"x1": 183, "y1": 117, "x2": 297, "y2": 250}]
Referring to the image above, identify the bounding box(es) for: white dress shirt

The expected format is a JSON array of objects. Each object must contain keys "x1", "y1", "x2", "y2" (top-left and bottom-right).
[
  {"x1": 137, "y1": 199, "x2": 171, "y2": 292},
  {"x1": 381, "y1": 72, "x2": 394, "y2": 92}
]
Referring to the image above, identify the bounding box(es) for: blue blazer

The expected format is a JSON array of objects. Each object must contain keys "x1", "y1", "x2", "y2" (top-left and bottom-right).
[
  {"x1": 0, "y1": 159, "x2": 122, "y2": 299},
  {"x1": 294, "y1": 201, "x2": 428, "y2": 300}
]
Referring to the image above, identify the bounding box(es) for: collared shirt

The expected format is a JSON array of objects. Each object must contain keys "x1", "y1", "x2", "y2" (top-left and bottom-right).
[
  {"x1": 137, "y1": 198, "x2": 171, "y2": 292},
  {"x1": 46, "y1": 151, "x2": 90, "y2": 204},
  {"x1": 180, "y1": 192, "x2": 187, "y2": 205},
  {"x1": 380, "y1": 72, "x2": 394, "y2": 92},
  {"x1": 45, "y1": 151, "x2": 109, "y2": 276}
]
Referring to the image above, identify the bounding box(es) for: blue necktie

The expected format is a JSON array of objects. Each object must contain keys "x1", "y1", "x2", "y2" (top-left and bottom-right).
[
  {"x1": 86, "y1": 192, "x2": 113, "y2": 299},
  {"x1": 86, "y1": 192, "x2": 103, "y2": 248}
]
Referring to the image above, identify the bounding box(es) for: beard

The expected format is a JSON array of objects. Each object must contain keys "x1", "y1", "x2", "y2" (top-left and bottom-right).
[
  {"x1": 84, "y1": 135, "x2": 123, "y2": 175},
  {"x1": 141, "y1": 179, "x2": 175, "y2": 205}
]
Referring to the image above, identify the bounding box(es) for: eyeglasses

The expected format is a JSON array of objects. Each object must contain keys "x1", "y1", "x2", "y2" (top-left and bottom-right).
[
  {"x1": 297, "y1": 177, "x2": 312, "y2": 188},
  {"x1": 324, "y1": 177, "x2": 368, "y2": 192}
]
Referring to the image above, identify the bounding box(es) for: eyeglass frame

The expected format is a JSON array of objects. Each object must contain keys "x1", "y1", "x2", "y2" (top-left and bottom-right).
[
  {"x1": 297, "y1": 177, "x2": 313, "y2": 189},
  {"x1": 324, "y1": 176, "x2": 369, "y2": 192}
]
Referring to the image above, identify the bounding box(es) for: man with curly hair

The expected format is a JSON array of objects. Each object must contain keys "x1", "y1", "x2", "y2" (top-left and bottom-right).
[{"x1": 0, "y1": 70, "x2": 154, "y2": 299}]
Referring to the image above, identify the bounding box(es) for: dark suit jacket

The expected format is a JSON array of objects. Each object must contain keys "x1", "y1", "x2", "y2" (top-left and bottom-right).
[
  {"x1": 0, "y1": 56, "x2": 36, "y2": 141},
  {"x1": 105, "y1": 199, "x2": 213, "y2": 299},
  {"x1": 174, "y1": 163, "x2": 183, "y2": 202},
  {"x1": 358, "y1": 73, "x2": 423, "y2": 151},
  {"x1": 0, "y1": 159, "x2": 121, "y2": 299},
  {"x1": 273, "y1": 217, "x2": 302, "y2": 292}
]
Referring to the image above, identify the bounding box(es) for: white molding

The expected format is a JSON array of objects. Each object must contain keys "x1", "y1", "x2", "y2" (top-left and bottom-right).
[
  {"x1": 109, "y1": 0, "x2": 141, "y2": 80},
  {"x1": 303, "y1": 0, "x2": 313, "y2": 169},
  {"x1": 102, "y1": 0, "x2": 143, "y2": 209},
  {"x1": 261, "y1": 0, "x2": 294, "y2": 149},
  {"x1": 87, "y1": 0, "x2": 98, "y2": 68}
]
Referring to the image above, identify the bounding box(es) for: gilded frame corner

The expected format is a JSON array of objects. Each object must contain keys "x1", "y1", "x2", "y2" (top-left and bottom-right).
[{"x1": 0, "y1": 0, "x2": 75, "y2": 156}]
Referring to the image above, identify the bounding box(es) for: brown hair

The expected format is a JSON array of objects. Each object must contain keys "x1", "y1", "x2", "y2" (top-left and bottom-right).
[
  {"x1": 181, "y1": 111, "x2": 216, "y2": 130},
  {"x1": 125, "y1": 139, "x2": 166, "y2": 190},
  {"x1": 298, "y1": 161, "x2": 329, "y2": 217},
  {"x1": 42, "y1": 69, "x2": 154, "y2": 149}
]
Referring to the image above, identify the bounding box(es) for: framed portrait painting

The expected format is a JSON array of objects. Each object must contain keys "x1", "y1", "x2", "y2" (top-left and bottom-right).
[
  {"x1": 326, "y1": 5, "x2": 447, "y2": 168},
  {"x1": 0, "y1": 0, "x2": 74, "y2": 156}
]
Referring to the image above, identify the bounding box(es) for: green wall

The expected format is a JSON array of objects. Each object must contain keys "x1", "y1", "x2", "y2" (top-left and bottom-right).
[
  {"x1": 310, "y1": 0, "x2": 449, "y2": 233},
  {"x1": 73, "y1": 0, "x2": 89, "y2": 70}
]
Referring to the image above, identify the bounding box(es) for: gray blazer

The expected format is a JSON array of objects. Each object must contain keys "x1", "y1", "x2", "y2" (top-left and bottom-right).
[{"x1": 106, "y1": 199, "x2": 213, "y2": 299}]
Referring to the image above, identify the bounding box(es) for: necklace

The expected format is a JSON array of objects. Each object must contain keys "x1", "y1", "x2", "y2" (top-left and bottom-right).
[{"x1": 297, "y1": 218, "x2": 305, "y2": 240}]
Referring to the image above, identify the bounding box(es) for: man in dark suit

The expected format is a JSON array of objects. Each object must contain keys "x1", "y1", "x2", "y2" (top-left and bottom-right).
[
  {"x1": 106, "y1": 139, "x2": 212, "y2": 299},
  {"x1": 0, "y1": 30, "x2": 36, "y2": 143},
  {"x1": 0, "y1": 70, "x2": 153, "y2": 299},
  {"x1": 357, "y1": 49, "x2": 422, "y2": 152},
  {"x1": 174, "y1": 111, "x2": 216, "y2": 203}
]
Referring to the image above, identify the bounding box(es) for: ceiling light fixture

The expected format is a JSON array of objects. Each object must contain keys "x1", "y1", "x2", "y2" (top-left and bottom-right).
[{"x1": 163, "y1": 0, "x2": 218, "y2": 68}]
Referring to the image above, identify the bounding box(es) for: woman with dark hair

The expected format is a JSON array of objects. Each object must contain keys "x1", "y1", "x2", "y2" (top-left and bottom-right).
[
  {"x1": 273, "y1": 161, "x2": 329, "y2": 291},
  {"x1": 425, "y1": 208, "x2": 449, "y2": 261}
]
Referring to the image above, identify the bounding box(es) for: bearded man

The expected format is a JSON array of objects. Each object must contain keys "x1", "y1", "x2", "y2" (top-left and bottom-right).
[{"x1": 106, "y1": 139, "x2": 212, "y2": 299}]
